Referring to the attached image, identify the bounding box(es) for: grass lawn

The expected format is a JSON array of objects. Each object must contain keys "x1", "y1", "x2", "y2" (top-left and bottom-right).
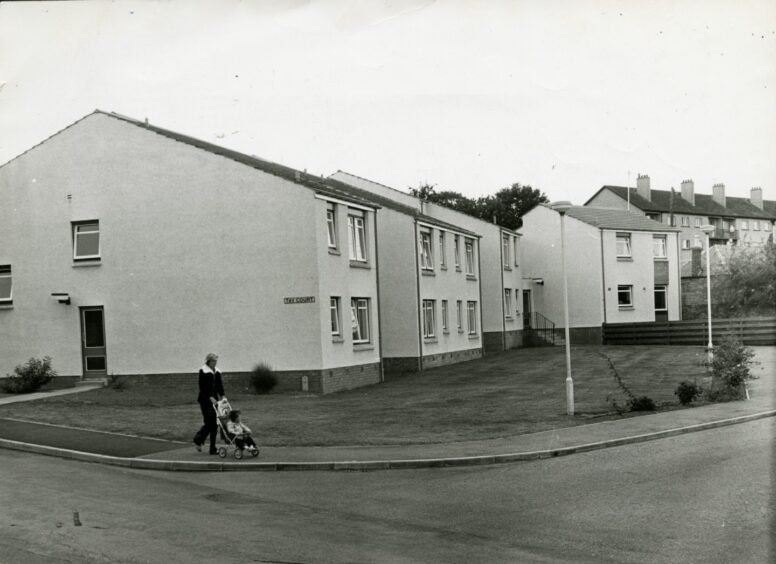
[{"x1": 0, "y1": 345, "x2": 712, "y2": 446}]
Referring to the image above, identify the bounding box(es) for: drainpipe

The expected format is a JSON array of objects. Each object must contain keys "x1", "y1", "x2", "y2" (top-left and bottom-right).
[
  {"x1": 499, "y1": 229, "x2": 506, "y2": 351},
  {"x1": 414, "y1": 220, "x2": 423, "y2": 372},
  {"x1": 374, "y1": 210, "x2": 384, "y2": 383}
]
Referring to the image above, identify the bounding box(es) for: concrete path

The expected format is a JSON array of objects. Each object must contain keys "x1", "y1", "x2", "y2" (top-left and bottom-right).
[{"x1": 0, "y1": 361, "x2": 773, "y2": 471}]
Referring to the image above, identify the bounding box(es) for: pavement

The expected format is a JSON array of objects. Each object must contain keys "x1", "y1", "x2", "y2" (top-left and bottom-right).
[{"x1": 0, "y1": 365, "x2": 774, "y2": 472}]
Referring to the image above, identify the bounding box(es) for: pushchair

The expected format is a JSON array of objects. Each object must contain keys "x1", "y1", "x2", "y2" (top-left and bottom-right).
[{"x1": 214, "y1": 398, "x2": 260, "y2": 460}]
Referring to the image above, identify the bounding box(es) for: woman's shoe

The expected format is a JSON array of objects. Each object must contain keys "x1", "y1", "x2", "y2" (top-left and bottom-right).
[{"x1": 193, "y1": 441, "x2": 202, "y2": 452}]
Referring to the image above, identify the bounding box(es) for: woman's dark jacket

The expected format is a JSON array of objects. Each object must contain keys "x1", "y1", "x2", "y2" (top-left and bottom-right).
[{"x1": 197, "y1": 365, "x2": 224, "y2": 403}]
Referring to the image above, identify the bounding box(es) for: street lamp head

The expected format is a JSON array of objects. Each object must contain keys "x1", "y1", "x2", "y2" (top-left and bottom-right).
[
  {"x1": 549, "y1": 201, "x2": 573, "y2": 215},
  {"x1": 700, "y1": 224, "x2": 715, "y2": 234}
]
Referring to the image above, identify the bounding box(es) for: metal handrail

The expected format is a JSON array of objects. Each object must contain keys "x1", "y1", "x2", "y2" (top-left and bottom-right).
[{"x1": 523, "y1": 311, "x2": 556, "y2": 345}]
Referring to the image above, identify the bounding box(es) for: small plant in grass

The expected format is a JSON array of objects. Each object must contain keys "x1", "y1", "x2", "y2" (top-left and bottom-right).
[
  {"x1": 250, "y1": 362, "x2": 277, "y2": 394},
  {"x1": 600, "y1": 352, "x2": 656, "y2": 413},
  {"x1": 675, "y1": 381, "x2": 702, "y2": 405},
  {"x1": 107, "y1": 373, "x2": 127, "y2": 391},
  {"x1": 1, "y1": 357, "x2": 57, "y2": 394},
  {"x1": 699, "y1": 334, "x2": 758, "y2": 402}
]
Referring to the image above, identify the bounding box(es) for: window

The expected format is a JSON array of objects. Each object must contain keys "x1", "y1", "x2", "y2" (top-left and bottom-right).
[
  {"x1": 753, "y1": 221, "x2": 760, "y2": 231},
  {"x1": 350, "y1": 298, "x2": 370, "y2": 343},
  {"x1": 692, "y1": 236, "x2": 703, "y2": 249},
  {"x1": 694, "y1": 217, "x2": 702, "y2": 228},
  {"x1": 647, "y1": 213, "x2": 661, "y2": 222},
  {"x1": 467, "y1": 301, "x2": 477, "y2": 334},
  {"x1": 617, "y1": 285, "x2": 633, "y2": 308},
  {"x1": 654, "y1": 285, "x2": 667, "y2": 311},
  {"x1": 681, "y1": 216, "x2": 690, "y2": 227},
  {"x1": 616, "y1": 233, "x2": 631, "y2": 258},
  {"x1": 515, "y1": 288, "x2": 520, "y2": 317},
  {"x1": 682, "y1": 239, "x2": 691, "y2": 250},
  {"x1": 456, "y1": 300, "x2": 463, "y2": 331},
  {"x1": 514, "y1": 236, "x2": 519, "y2": 266},
  {"x1": 439, "y1": 232, "x2": 447, "y2": 268},
  {"x1": 502, "y1": 235, "x2": 510, "y2": 269},
  {"x1": 454, "y1": 236, "x2": 461, "y2": 269},
  {"x1": 441, "y1": 300, "x2": 449, "y2": 332},
  {"x1": 465, "y1": 239, "x2": 475, "y2": 275},
  {"x1": 330, "y1": 297, "x2": 341, "y2": 337},
  {"x1": 422, "y1": 299, "x2": 436, "y2": 338},
  {"x1": 348, "y1": 213, "x2": 367, "y2": 262},
  {"x1": 653, "y1": 236, "x2": 667, "y2": 258},
  {"x1": 670, "y1": 215, "x2": 677, "y2": 227},
  {"x1": 419, "y1": 230, "x2": 433, "y2": 270},
  {"x1": 504, "y1": 289, "x2": 513, "y2": 318},
  {"x1": 740, "y1": 220, "x2": 749, "y2": 231},
  {"x1": 73, "y1": 221, "x2": 100, "y2": 260},
  {"x1": 0, "y1": 265, "x2": 11, "y2": 305},
  {"x1": 326, "y1": 204, "x2": 337, "y2": 249}
]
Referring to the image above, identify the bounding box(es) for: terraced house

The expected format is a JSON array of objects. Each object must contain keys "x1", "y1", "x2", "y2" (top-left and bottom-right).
[
  {"x1": 586, "y1": 175, "x2": 775, "y2": 255},
  {"x1": 0, "y1": 111, "x2": 383, "y2": 393}
]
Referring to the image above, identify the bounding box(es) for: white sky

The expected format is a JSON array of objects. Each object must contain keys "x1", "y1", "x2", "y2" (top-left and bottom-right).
[{"x1": 1, "y1": 0, "x2": 774, "y2": 204}]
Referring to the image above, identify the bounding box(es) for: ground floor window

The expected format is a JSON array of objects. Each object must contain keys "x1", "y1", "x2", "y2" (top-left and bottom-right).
[
  {"x1": 330, "y1": 297, "x2": 341, "y2": 337},
  {"x1": 617, "y1": 285, "x2": 633, "y2": 308},
  {"x1": 351, "y1": 298, "x2": 370, "y2": 344},
  {"x1": 0, "y1": 265, "x2": 12, "y2": 304},
  {"x1": 441, "y1": 300, "x2": 449, "y2": 332},
  {"x1": 467, "y1": 301, "x2": 477, "y2": 334},
  {"x1": 654, "y1": 285, "x2": 667, "y2": 311},
  {"x1": 504, "y1": 289, "x2": 513, "y2": 318},
  {"x1": 422, "y1": 299, "x2": 436, "y2": 338},
  {"x1": 456, "y1": 300, "x2": 463, "y2": 331}
]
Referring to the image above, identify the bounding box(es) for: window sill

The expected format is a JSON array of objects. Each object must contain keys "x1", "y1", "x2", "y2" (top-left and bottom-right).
[
  {"x1": 468, "y1": 334, "x2": 480, "y2": 340},
  {"x1": 440, "y1": 265, "x2": 448, "y2": 271},
  {"x1": 443, "y1": 329, "x2": 450, "y2": 335},
  {"x1": 503, "y1": 266, "x2": 512, "y2": 271},
  {"x1": 353, "y1": 343, "x2": 374, "y2": 351},
  {"x1": 466, "y1": 274, "x2": 477, "y2": 281},
  {"x1": 455, "y1": 266, "x2": 462, "y2": 272},
  {"x1": 73, "y1": 260, "x2": 101, "y2": 268},
  {"x1": 505, "y1": 316, "x2": 514, "y2": 323},
  {"x1": 653, "y1": 257, "x2": 668, "y2": 262},
  {"x1": 616, "y1": 257, "x2": 633, "y2": 262},
  {"x1": 349, "y1": 260, "x2": 371, "y2": 270},
  {"x1": 458, "y1": 329, "x2": 465, "y2": 334},
  {"x1": 0, "y1": 304, "x2": 13, "y2": 310},
  {"x1": 423, "y1": 337, "x2": 438, "y2": 344},
  {"x1": 328, "y1": 248, "x2": 341, "y2": 256},
  {"x1": 331, "y1": 336, "x2": 344, "y2": 343},
  {"x1": 421, "y1": 270, "x2": 436, "y2": 277},
  {"x1": 618, "y1": 306, "x2": 635, "y2": 310}
]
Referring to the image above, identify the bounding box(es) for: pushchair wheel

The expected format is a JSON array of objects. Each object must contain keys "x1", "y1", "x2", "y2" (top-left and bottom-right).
[
  {"x1": 234, "y1": 449, "x2": 243, "y2": 460},
  {"x1": 251, "y1": 448, "x2": 260, "y2": 457},
  {"x1": 218, "y1": 447, "x2": 227, "y2": 458}
]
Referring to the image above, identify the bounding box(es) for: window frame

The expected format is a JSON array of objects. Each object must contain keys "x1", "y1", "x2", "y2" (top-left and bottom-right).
[
  {"x1": 422, "y1": 299, "x2": 436, "y2": 338},
  {"x1": 615, "y1": 233, "x2": 631, "y2": 258},
  {"x1": 419, "y1": 230, "x2": 434, "y2": 270},
  {"x1": 514, "y1": 236, "x2": 519, "y2": 266},
  {"x1": 682, "y1": 239, "x2": 691, "y2": 250},
  {"x1": 73, "y1": 220, "x2": 101, "y2": 261},
  {"x1": 740, "y1": 220, "x2": 749, "y2": 231},
  {"x1": 454, "y1": 236, "x2": 461, "y2": 270},
  {"x1": 694, "y1": 217, "x2": 702, "y2": 228},
  {"x1": 652, "y1": 236, "x2": 667, "y2": 259},
  {"x1": 350, "y1": 297, "x2": 370, "y2": 344},
  {"x1": 464, "y1": 238, "x2": 475, "y2": 275},
  {"x1": 467, "y1": 301, "x2": 477, "y2": 335},
  {"x1": 502, "y1": 234, "x2": 511, "y2": 269},
  {"x1": 753, "y1": 221, "x2": 760, "y2": 231},
  {"x1": 330, "y1": 297, "x2": 341, "y2": 338},
  {"x1": 456, "y1": 300, "x2": 463, "y2": 332},
  {"x1": 439, "y1": 231, "x2": 447, "y2": 268},
  {"x1": 348, "y1": 213, "x2": 367, "y2": 262},
  {"x1": 504, "y1": 289, "x2": 513, "y2": 319},
  {"x1": 654, "y1": 285, "x2": 667, "y2": 312},
  {"x1": 0, "y1": 265, "x2": 12, "y2": 305},
  {"x1": 617, "y1": 285, "x2": 633, "y2": 308},
  {"x1": 326, "y1": 204, "x2": 338, "y2": 250},
  {"x1": 441, "y1": 299, "x2": 449, "y2": 332},
  {"x1": 681, "y1": 216, "x2": 690, "y2": 227}
]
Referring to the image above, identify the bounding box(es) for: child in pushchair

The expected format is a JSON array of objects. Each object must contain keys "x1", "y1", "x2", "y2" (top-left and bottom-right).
[{"x1": 214, "y1": 398, "x2": 260, "y2": 459}]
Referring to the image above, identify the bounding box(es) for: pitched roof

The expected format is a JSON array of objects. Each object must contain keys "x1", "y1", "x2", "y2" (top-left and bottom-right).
[
  {"x1": 587, "y1": 185, "x2": 775, "y2": 220},
  {"x1": 564, "y1": 205, "x2": 680, "y2": 232}
]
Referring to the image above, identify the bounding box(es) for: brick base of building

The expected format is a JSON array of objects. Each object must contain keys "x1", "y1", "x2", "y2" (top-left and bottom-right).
[
  {"x1": 383, "y1": 356, "x2": 422, "y2": 375},
  {"x1": 421, "y1": 347, "x2": 482, "y2": 370},
  {"x1": 483, "y1": 329, "x2": 524, "y2": 353},
  {"x1": 567, "y1": 326, "x2": 603, "y2": 345}
]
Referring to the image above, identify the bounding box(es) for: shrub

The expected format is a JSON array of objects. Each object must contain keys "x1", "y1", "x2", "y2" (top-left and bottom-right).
[
  {"x1": 250, "y1": 362, "x2": 277, "y2": 394},
  {"x1": 700, "y1": 334, "x2": 758, "y2": 401},
  {"x1": 1, "y1": 357, "x2": 57, "y2": 394},
  {"x1": 675, "y1": 381, "x2": 702, "y2": 405},
  {"x1": 628, "y1": 395, "x2": 656, "y2": 411}
]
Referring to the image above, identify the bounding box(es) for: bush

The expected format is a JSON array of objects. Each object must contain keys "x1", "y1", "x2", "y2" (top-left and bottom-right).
[
  {"x1": 675, "y1": 381, "x2": 702, "y2": 405},
  {"x1": 701, "y1": 334, "x2": 757, "y2": 401},
  {"x1": 628, "y1": 396, "x2": 656, "y2": 411},
  {"x1": 250, "y1": 362, "x2": 277, "y2": 394},
  {"x1": 1, "y1": 357, "x2": 57, "y2": 394}
]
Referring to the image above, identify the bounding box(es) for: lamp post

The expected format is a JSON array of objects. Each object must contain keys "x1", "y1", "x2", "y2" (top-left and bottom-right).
[
  {"x1": 700, "y1": 225, "x2": 715, "y2": 362},
  {"x1": 550, "y1": 201, "x2": 574, "y2": 416}
]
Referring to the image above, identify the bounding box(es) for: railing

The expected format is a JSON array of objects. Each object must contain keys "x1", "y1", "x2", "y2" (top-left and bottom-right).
[
  {"x1": 524, "y1": 311, "x2": 556, "y2": 345},
  {"x1": 603, "y1": 317, "x2": 776, "y2": 345},
  {"x1": 710, "y1": 227, "x2": 738, "y2": 240}
]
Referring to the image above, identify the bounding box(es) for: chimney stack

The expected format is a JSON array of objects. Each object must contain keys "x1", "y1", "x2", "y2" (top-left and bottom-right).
[
  {"x1": 750, "y1": 187, "x2": 763, "y2": 210},
  {"x1": 680, "y1": 179, "x2": 695, "y2": 205},
  {"x1": 636, "y1": 174, "x2": 651, "y2": 201},
  {"x1": 712, "y1": 183, "x2": 726, "y2": 207}
]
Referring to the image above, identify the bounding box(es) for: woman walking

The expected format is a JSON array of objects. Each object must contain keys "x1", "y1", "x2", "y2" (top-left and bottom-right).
[{"x1": 193, "y1": 353, "x2": 225, "y2": 454}]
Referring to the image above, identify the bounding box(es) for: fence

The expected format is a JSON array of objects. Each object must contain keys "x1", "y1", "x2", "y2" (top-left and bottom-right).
[{"x1": 603, "y1": 317, "x2": 776, "y2": 346}]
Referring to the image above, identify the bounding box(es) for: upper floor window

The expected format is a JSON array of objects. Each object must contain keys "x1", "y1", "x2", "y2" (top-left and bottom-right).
[
  {"x1": 422, "y1": 299, "x2": 436, "y2": 338},
  {"x1": 0, "y1": 265, "x2": 12, "y2": 305},
  {"x1": 740, "y1": 220, "x2": 749, "y2": 230},
  {"x1": 670, "y1": 216, "x2": 677, "y2": 227},
  {"x1": 694, "y1": 217, "x2": 702, "y2": 228},
  {"x1": 330, "y1": 297, "x2": 341, "y2": 338},
  {"x1": 467, "y1": 301, "x2": 478, "y2": 334},
  {"x1": 681, "y1": 216, "x2": 690, "y2": 227},
  {"x1": 753, "y1": 221, "x2": 760, "y2": 231},
  {"x1": 693, "y1": 237, "x2": 703, "y2": 249},
  {"x1": 348, "y1": 212, "x2": 367, "y2": 262},
  {"x1": 653, "y1": 236, "x2": 667, "y2": 259},
  {"x1": 616, "y1": 233, "x2": 631, "y2": 258},
  {"x1": 647, "y1": 213, "x2": 661, "y2": 222},
  {"x1": 419, "y1": 230, "x2": 433, "y2": 270},
  {"x1": 682, "y1": 239, "x2": 691, "y2": 250},
  {"x1": 351, "y1": 298, "x2": 370, "y2": 344},
  {"x1": 454, "y1": 235, "x2": 461, "y2": 269},
  {"x1": 504, "y1": 289, "x2": 513, "y2": 318},
  {"x1": 326, "y1": 204, "x2": 337, "y2": 249},
  {"x1": 502, "y1": 235, "x2": 511, "y2": 269},
  {"x1": 514, "y1": 236, "x2": 520, "y2": 266},
  {"x1": 73, "y1": 221, "x2": 100, "y2": 261},
  {"x1": 439, "y1": 232, "x2": 447, "y2": 268},
  {"x1": 464, "y1": 239, "x2": 475, "y2": 275}
]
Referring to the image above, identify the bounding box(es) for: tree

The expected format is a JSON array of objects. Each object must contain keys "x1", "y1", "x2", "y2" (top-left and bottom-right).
[
  {"x1": 710, "y1": 242, "x2": 776, "y2": 318},
  {"x1": 409, "y1": 182, "x2": 548, "y2": 230}
]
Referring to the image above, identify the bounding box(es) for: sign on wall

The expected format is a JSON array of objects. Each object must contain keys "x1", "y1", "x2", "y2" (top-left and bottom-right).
[{"x1": 283, "y1": 296, "x2": 316, "y2": 304}]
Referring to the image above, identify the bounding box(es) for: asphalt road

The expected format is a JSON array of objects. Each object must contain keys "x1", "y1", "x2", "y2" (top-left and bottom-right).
[{"x1": 1, "y1": 419, "x2": 773, "y2": 563}]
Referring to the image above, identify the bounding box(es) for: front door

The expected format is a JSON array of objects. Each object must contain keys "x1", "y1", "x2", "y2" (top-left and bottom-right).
[
  {"x1": 522, "y1": 289, "x2": 532, "y2": 329},
  {"x1": 80, "y1": 306, "x2": 107, "y2": 378}
]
